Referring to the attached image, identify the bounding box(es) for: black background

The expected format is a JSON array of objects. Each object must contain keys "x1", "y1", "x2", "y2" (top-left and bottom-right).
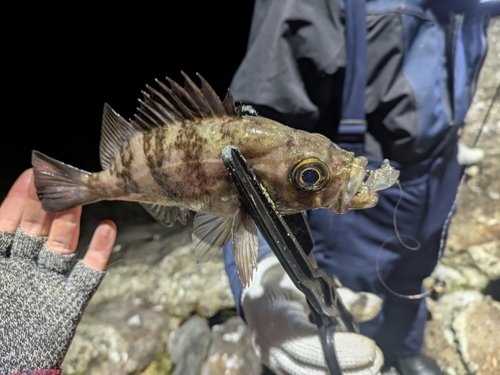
[{"x1": 1, "y1": 3, "x2": 255, "y2": 200}]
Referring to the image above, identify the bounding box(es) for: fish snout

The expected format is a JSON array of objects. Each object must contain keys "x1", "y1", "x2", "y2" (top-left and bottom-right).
[
  {"x1": 338, "y1": 156, "x2": 369, "y2": 212},
  {"x1": 332, "y1": 156, "x2": 379, "y2": 213},
  {"x1": 342, "y1": 157, "x2": 400, "y2": 211}
]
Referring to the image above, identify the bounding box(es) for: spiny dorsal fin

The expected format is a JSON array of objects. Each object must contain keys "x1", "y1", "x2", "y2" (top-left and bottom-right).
[
  {"x1": 166, "y1": 77, "x2": 202, "y2": 119},
  {"x1": 222, "y1": 89, "x2": 241, "y2": 117},
  {"x1": 197, "y1": 73, "x2": 226, "y2": 116},
  {"x1": 181, "y1": 72, "x2": 215, "y2": 117},
  {"x1": 131, "y1": 73, "x2": 241, "y2": 130},
  {"x1": 100, "y1": 104, "x2": 141, "y2": 170},
  {"x1": 164, "y1": 76, "x2": 203, "y2": 118}
]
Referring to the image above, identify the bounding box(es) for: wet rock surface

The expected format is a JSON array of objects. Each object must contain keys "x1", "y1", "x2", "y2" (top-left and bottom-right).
[{"x1": 58, "y1": 19, "x2": 499, "y2": 375}]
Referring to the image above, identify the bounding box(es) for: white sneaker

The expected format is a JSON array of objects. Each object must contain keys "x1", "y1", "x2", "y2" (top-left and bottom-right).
[{"x1": 457, "y1": 143, "x2": 485, "y2": 165}]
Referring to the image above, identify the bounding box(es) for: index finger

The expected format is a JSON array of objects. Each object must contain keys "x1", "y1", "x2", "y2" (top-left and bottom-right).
[{"x1": 0, "y1": 169, "x2": 33, "y2": 232}]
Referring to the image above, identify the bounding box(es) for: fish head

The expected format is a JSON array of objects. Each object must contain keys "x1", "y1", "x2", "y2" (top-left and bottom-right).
[
  {"x1": 284, "y1": 133, "x2": 380, "y2": 214},
  {"x1": 238, "y1": 117, "x2": 396, "y2": 215}
]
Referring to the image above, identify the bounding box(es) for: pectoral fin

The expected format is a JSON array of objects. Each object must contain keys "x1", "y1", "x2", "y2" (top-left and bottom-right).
[
  {"x1": 232, "y1": 208, "x2": 259, "y2": 287},
  {"x1": 141, "y1": 203, "x2": 190, "y2": 226},
  {"x1": 192, "y1": 213, "x2": 233, "y2": 263}
]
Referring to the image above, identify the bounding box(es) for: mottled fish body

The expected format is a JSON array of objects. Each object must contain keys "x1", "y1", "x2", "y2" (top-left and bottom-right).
[{"x1": 32, "y1": 73, "x2": 391, "y2": 286}]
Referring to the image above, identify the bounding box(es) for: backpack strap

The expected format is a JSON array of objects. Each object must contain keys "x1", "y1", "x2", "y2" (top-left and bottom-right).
[{"x1": 337, "y1": 0, "x2": 367, "y2": 156}]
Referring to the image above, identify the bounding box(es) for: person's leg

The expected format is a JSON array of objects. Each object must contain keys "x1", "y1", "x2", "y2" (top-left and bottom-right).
[
  {"x1": 309, "y1": 164, "x2": 430, "y2": 344},
  {"x1": 379, "y1": 145, "x2": 461, "y2": 371},
  {"x1": 309, "y1": 147, "x2": 461, "y2": 369}
]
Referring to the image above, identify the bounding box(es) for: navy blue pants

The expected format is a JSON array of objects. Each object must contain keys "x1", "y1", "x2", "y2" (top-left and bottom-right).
[{"x1": 224, "y1": 142, "x2": 462, "y2": 367}]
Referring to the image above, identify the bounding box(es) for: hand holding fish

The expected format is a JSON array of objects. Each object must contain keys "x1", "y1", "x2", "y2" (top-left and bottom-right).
[
  {"x1": 31, "y1": 73, "x2": 398, "y2": 287},
  {"x1": 0, "y1": 170, "x2": 116, "y2": 374},
  {"x1": 241, "y1": 254, "x2": 384, "y2": 375}
]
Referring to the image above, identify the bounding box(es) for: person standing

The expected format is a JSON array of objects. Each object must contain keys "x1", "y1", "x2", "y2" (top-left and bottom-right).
[{"x1": 223, "y1": 1, "x2": 497, "y2": 374}]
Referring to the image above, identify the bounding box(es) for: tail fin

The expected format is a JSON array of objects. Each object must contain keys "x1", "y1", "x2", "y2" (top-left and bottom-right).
[{"x1": 32, "y1": 151, "x2": 98, "y2": 212}]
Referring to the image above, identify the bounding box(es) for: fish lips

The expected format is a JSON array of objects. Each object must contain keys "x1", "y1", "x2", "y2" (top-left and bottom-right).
[{"x1": 340, "y1": 156, "x2": 379, "y2": 213}]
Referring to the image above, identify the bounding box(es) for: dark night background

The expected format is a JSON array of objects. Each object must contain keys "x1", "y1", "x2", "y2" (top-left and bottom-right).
[{"x1": 1, "y1": 3, "x2": 255, "y2": 201}]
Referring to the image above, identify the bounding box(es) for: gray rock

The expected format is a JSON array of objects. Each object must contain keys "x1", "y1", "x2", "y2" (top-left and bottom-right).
[
  {"x1": 62, "y1": 299, "x2": 172, "y2": 374},
  {"x1": 108, "y1": 223, "x2": 193, "y2": 267},
  {"x1": 168, "y1": 315, "x2": 212, "y2": 375},
  {"x1": 452, "y1": 298, "x2": 500, "y2": 375},
  {"x1": 424, "y1": 319, "x2": 467, "y2": 375},
  {"x1": 428, "y1": 263, "x2": 489, "y2": 293},
  {"x1": 90, "y1": 244, "x2": 235, "y2": 321},
  {"x1": 427, "y1": 291, "x2": 484, "y2": 327},
  {"x1": 425, "y1": 292, "x2": 486, "y2": 375},
  {"x1": 201, "y1": 316, "x2": 262, "y2": 375},
  {"x1": 466, "y1": 241, "x2": 500, "y2": 280}
]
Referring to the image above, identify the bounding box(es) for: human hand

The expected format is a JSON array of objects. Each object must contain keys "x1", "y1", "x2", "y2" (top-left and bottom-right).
[
  {"x1": 0, "y1": 170, "x2": 117, "y2": 374},
  {"x1": 241, "y1": 254, "x2": 384, "y2": 375}
]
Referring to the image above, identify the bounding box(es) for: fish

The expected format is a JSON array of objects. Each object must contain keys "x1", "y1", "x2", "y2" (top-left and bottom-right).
[{"x1": 31, "y1": 72, "x2": 393, "y2": 286}]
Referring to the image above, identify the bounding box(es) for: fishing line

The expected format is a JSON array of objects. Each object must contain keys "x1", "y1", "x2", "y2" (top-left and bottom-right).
[
  {"x1": 376, "y1": 82, "x2": 500, "y2": 300},
  {"x1": 376, "y1": 181, "x2": 426, "y2": 300},
  {"x1": 393, "y1": 181, "x2": 420, "y2": 251}
]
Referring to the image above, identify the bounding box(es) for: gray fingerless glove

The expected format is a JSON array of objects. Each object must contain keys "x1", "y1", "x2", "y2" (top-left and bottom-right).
[{"x1": 0, "y1": 228, "x2": 106, "y2": 374}]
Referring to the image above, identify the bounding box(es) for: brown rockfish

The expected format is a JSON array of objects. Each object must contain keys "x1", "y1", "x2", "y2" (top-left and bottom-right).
[{"x1": 32, "y1": 73, "x2": 392, "y2": 286}]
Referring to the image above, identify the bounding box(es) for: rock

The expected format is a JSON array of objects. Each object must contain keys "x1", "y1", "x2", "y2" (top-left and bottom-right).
[
  {"x1": 427, "y1": 263, "x2": 489, "y2": 293},
  {"x1": 427, "y1": 291, "x2": 484, "y2": 326},
  {"x1": 168, "y1": 315, "x2": 212, "y2": 375},
  {"x1": 201, "y1": 316, "x2": 262, "y2": 375},
  {"x1": 62, "y1": 299, "x2": 172, "y2": 374},
  {"x1": 425, "y1": 292, "x2": 485, "y2": 375},
  {"x1": 140, "y1": 356, "x2": 174, "y2": 375},
  {"x1": 108, "y1": 223, "x2": 193, "y2": 267},
  {"x1": 466, "y1": 241, "x2": 500, "y2": 280},
  {"x1": 90, "y1": 244, "x2": 235, "y2": 320},
  {"x1": 146, "y1": 245, "x2": 236, "y2": 319},
  {"x1": 452, "y1": 298, "x2": 500, "y2": 374},
  {"x1": 424, "y1": 319, "x2": 467, "y2": 375}
]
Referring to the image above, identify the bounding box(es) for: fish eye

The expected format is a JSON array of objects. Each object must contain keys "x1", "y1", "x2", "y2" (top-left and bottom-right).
[{"x1": 291, "y1": 158, "x2": 330, "y2": 191}]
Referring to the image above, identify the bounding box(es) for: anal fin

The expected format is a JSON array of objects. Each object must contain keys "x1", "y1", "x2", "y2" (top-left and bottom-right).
[
  {"x1": 140, "y1": 203, "x2": 190, "y2": 226},
  {"x1": 192, "y1": 213, "x2": 233, "y2": 263},
  {"x1": 231, "y1": 208, "x2": 259, "y2": 287}
]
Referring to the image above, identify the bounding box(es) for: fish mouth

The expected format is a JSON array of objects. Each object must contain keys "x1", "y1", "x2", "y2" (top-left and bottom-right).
[{"x1": 341, "y1": 156, "x2": 378, "y2": 212}]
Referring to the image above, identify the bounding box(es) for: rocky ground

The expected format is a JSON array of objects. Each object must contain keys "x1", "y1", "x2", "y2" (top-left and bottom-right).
[
  {"x1": 422, "y1": 18, "x2": 500, "y2": 375},
  {"x1": 58, "y1": 19, "x2": 499, "y2": 375}
]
